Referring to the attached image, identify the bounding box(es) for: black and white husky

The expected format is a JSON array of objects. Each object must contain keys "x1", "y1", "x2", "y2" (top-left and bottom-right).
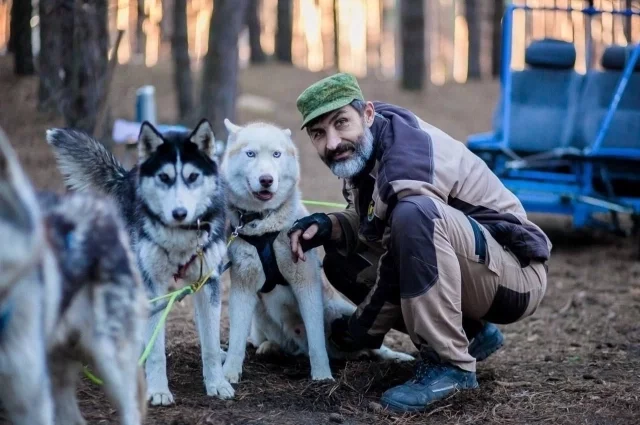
[
  {"x1": 46, "y1": 119, "x2": 233, "y2": 406},
  {"x1": 0, "y1": 128, "x2": 147, "y2": 425}
]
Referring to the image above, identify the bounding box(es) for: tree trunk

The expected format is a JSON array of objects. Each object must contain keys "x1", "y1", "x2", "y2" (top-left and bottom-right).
[
  {"x1": 200, "y1": 0, "x2": 250, "y2": 140},
  {"x1": 246, "y1": 0, "x2": 267, "y2": 64},
  {"x1": 61, "y1": 0, "x2": 109, "y2": 134},
  {"x1": 11, "y1": 0, "x2": 35, "y2": 75},
  {"x1": 161, "y1": 0, "x2": 173, "y2": 42},
  {"x1": 136, "y1": 0, "x2": 146, "y2": 56},
  {"x1": 275, "y1": 0, "x2": 292, "y2": 63},
  {"x1": 38, "y1": 0, "x2": 62, "y2": 111},
  {"x1": 333, "y1": 0, "x2": 339, "y2": 69},
  {"x1": 465, "y1": 0, "x2": 481, "y2": 80},
  {"x1": 172, "y1": 0, "x2": 194, "y2": 124},
  {"x1": 400, "y1": 0, "x2": 425, "y2": 91},
  {"x1": 491, "y1": 0, "x2": 503, "y2": 79},
  {"x1": 624, "y1": 0, "x2": 632, "y2": 43}
]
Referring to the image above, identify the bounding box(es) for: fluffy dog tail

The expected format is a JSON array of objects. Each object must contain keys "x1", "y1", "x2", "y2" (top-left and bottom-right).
[{"x1": 46, "y1": 128, "x2": 129, "y2": 197}]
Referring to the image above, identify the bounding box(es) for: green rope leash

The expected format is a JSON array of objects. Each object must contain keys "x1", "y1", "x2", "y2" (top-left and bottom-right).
[
  {"x1": 83, "y1": 198, "x2": 345, "y2": 385},
  {"x1": 301, "y1": 199, "x2": 346, "y2": 209}
]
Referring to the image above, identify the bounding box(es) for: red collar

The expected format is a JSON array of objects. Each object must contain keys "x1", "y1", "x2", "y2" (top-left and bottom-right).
[{"x1": 173, "y1": 254, "x2": 199, "y2": 283}]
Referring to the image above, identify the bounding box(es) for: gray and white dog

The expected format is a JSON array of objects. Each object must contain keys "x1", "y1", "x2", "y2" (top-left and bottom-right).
[
  {"x1": 220, "y1": 119, "x2": 414, "y2": 386},
  {"x1": 46, "y1": 119, "x2": 233, "y2": 406},
  {"x1": 0, "y1": 128, "x2": 147, "y2": 425}
]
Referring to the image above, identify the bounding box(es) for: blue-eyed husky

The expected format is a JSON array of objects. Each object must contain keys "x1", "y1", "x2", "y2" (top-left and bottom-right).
[
  {"x1": 0, "y1": 127, "x2": 147, "y2": 425},
  {"x1": 46, "y1": 119, "x2": 233, "y2": 406},
  {"x1": 219, "y1": 119, "x2": 414, "y2": 386}
]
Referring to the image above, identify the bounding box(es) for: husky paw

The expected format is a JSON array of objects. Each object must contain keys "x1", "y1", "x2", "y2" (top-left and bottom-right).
[
  {"x1": 256, "y1": 341, "x2": 281, "y2": 356},
  {"x1": 147, "y1": 390, "x2": 175, "y2": 406},
  {"x1": 223, "y1": 367, "x2": 242, "y2": 384},
  {"x1": 374, "y1": 346, "x2": 416, "y2": 362},
  {"x1": 222, "y1": 360, "x2": 243, "y2": 384},
  {"x1": 206, "y1": 378, "x2": 235, "y2": 399},
  {"x1": 388, "y1": 352, "x2": 416, "y2": 362},
  {"x1": 311, "y1": 371, "x2": 335, "y2": 381}
]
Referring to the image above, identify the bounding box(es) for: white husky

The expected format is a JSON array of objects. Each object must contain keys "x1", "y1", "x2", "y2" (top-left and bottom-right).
[{"x1": 219, "y1": 119, "x2": 414, "y2": 385}]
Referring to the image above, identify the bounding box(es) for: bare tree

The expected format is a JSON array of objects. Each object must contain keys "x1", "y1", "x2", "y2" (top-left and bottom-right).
[
  {"x1": 200, "y1": 0, "x2": 250, "y2": 140},
  {"x1": 10, "y1": 0, "x2": 35, "y2": 75},
  {"x1": 136, "y1": 0, "x2": 146, "y2": 56},
  {"x1": 247, "y1": 0, "x2": 267, "y2": 63},
  {"x1": 172, "y1": 0, "x2": 195, "y2": 124},
  {"x1": 491, "y1": 0, "x2": 503, "y2": 79},
  {"x1": 38, "y1": 0, "x2": 62, "y2": 110},
  {"x1": 333, "y1": 0, "x2": 339, "y2": 69},
  {"x1": 465, "y1": 0, "x2": 481, "y2": 80},
  {"x1": 275, "y1": 0, "x2": 292, "y2": 63},
  {"x1": 59, "y1": 0, "x2": 109, "y2": 134},
  {"x1": 400, "y1": 0, "x2": 426, "y2": 90},
  {"x1": 624, "y1": 0, "x2": 632, "y2": 43}
]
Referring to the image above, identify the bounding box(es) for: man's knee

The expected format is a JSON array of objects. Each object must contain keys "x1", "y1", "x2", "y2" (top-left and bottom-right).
[{"x1": 390, "y1": 196, "x2": 442, "y2": 237}]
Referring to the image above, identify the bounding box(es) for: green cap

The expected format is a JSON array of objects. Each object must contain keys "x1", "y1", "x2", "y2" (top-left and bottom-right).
[{"x1": 296, "y1": 72, "x2": 365, "y2": 129}]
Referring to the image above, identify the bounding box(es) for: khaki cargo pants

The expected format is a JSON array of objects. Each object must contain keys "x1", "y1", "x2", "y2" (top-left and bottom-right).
[{"x1": 323, "y1": 195, "x2": 548, "y2": 372}]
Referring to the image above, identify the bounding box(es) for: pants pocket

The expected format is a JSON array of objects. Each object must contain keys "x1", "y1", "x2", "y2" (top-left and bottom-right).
[{"x1": 467, "y1": 216, "x2": 503, "y2": 277}]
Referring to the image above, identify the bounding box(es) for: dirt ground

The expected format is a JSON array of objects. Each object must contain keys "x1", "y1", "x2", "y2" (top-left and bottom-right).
[{"x1": 1, "y1": 54, "x2": 640, "y2": 425}]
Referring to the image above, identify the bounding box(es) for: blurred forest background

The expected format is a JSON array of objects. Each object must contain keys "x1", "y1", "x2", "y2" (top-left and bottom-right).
[
  {"x1": 2, "y1": 3, "x2": 640, "y2": 424},
  {"x1": 2, "y1": 0, "x2": 640, "y2": 144}
]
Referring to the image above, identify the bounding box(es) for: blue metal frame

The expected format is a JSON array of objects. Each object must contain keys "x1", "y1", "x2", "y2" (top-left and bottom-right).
[{"x1": 467, "y1": 3, "x2": 640, "y2": 234}]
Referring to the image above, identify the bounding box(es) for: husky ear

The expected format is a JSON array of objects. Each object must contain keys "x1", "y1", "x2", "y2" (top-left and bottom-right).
[
  {"x1": 0, "y1": 127, "x2": 39, "y2": 227},
  {"x1": 283, "y1": 128, "x2": 292, "y2": 137},
  {"x1": 224, "y1": 118, "x2": 242, "y2": 135},
  {"x1": 223, "y1": 118, "x2": 242, "y2": 144},
  {"x1": 190, "y1": 119, "x2": 216, "y2": 157},
  {"x1": 0, "y1": 127, "x2": 20, "y2": 183},
  {"x1": 138, "y1": 122, "x2": 164, "y2": 163}
]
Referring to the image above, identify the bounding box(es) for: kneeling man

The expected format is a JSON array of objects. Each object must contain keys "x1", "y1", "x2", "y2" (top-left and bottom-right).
[{"x1": 287, "y1": 73, "x2": 550, "y2": 413}]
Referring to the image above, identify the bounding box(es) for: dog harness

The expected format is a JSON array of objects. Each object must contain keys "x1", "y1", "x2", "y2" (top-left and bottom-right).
[{"x1": 238, "y1": 232, "x2": 290, "y2": 294}]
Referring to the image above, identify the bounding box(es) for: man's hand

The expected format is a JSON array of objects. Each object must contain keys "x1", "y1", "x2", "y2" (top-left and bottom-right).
[{"x1": 287, "y1": 213, "x2": 338, "y2": 263}]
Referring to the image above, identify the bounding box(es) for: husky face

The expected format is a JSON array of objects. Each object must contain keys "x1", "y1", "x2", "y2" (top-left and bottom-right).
[
  {"x1": 137, "y1": 119, "x2": 221, "y2": 227},
  {"x1": 221, "y1": 119, "x2": 299, "y2": 211},
  {"x1": 0, "y1": 129, "x2": 43, "y2": 290}
]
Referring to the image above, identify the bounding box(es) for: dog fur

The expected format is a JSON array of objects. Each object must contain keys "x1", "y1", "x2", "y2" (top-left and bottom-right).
[
  {"x1": 219, "y1": 119, "x2": 414, "y2": 385},
  {"x1": 46, "y1": 119, "x2": 233, "y2": 406},
  {"x1": 0, "y1": 128, "x2": 147, "y2": 425}
]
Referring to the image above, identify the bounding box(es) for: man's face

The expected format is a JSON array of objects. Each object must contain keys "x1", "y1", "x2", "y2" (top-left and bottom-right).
[{"x1": 306, "y1": 102, "x2": 376, "y2": 179}]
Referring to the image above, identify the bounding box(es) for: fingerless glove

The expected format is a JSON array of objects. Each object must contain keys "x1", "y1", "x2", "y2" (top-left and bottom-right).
[{"x1": 286, "y1": 213, "x2": 333, "y2": 252}]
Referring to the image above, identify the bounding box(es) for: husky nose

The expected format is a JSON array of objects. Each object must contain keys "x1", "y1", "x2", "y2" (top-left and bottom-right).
[
  {"x1": 259, "y1": 174, "x2": 273, "y2": 188},
  {"x1": 172, "y1": 208, "x2": 188, "y2": 221}
]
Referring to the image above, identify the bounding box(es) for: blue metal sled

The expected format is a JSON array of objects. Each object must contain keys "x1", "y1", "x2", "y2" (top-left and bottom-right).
[{"x1": 467, "y1": 3, "x2": 640, "y2": 240}]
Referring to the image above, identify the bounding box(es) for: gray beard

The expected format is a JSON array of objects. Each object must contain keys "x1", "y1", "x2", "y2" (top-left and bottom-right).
[{"x1": 328, "y1": 127, "x2": 374, "y2": 179}]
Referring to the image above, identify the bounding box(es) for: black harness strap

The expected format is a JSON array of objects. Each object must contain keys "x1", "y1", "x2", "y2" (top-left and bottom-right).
[{"x1": 238, "y1": 231, "x2": 290, "y2": 293}]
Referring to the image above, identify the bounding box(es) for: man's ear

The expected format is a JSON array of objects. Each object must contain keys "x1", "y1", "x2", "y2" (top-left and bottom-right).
[{"x1": 363, "y1": 101, "x2": 376, "y2": 128}]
